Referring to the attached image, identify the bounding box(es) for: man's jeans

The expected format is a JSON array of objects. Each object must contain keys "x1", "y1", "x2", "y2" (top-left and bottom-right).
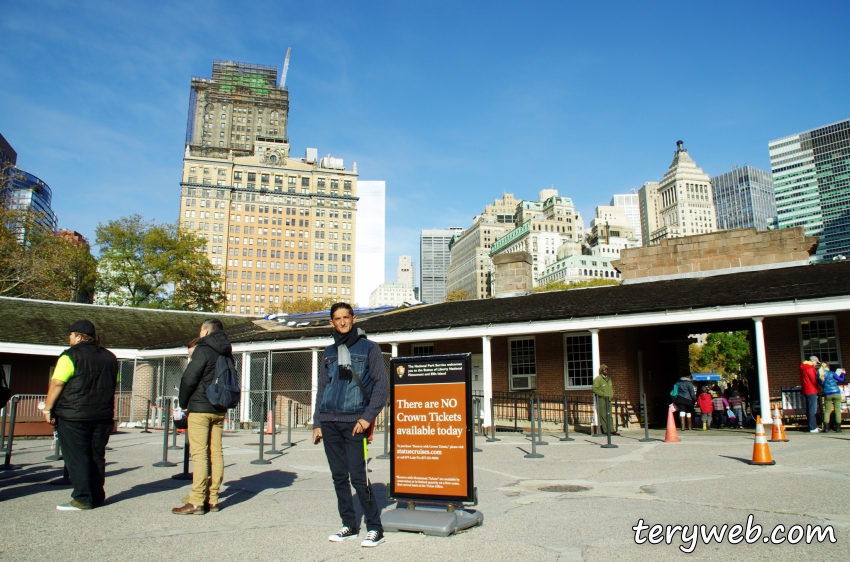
[
  {"x1": 57, "y1": 418, "x2": 112, "y2": 507},
  {"x1": 805, "y1": 393, "x2": 819, "y2": 431},
  {"x1": 187, "y1": 412, "x2": 225, "y2": 505},
  {"x1": 321, "y1": 420, "x2": 382, "y2": 532}
]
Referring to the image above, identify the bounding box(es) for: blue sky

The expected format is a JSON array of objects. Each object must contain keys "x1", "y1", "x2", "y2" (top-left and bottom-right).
[{"x1": 2, "y1": 1, "x2": 848, "y2": 288}]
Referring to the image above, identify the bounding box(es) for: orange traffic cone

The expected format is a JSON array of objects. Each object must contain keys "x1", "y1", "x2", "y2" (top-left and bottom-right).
[
  {"x1": 265, "y1": 411, "x2": 275, "y2": 435},
  {"x1": 769, "y1": 408, "x2": 789, "y2": 442},
  {"x1": 663, "y1": 406, "x2": 681, "y2": 443},
  {"x1": 748, "y1": 415, "x2": 775, "y2": 465}
]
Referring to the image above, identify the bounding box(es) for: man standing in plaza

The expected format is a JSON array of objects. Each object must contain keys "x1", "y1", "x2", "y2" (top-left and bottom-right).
[
  {"x1": 800, "y1": 355, "x2": 822, "y2": 433},
  {"x1": 172, "y1": 319, "x2": 232, "y2": 515},
  {"x1": 43, "y1": 320, "x2": 118, "y2": 511},
  {"x1": 592, "y1": 364, "x2": 618, "y2": 436},
  {"x1": 312, "y1": 303, "x2": 389, "y2": 548}
]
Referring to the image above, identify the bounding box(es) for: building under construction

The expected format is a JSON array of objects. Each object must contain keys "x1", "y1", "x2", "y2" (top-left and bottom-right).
[{"x1": 186, "y1": 60, "x2": 290, "y2": 158}]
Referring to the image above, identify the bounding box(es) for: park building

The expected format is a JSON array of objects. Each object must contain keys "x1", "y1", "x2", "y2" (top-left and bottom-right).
[
  {"x1": 587, "y1": 205, "x2": 639, "y2": 258},
  {"x1": 489, "y1": 189, "x2": 585, "y2": 286},
  {"x1": 369, "y1": 283, "x2": 417, "y2": 308},
  {"x1": 178, "y1": 60, "x2": 358, "y2": 315},
  {"x1": 447, "y1": 193, "x2": 520, "y2": 300},
  {"x1": 649, "y1": 141, "x2": 717, "y2": 245},
  {"x1": 711, "y1": 165, "x2": 776, "y2": 232}
]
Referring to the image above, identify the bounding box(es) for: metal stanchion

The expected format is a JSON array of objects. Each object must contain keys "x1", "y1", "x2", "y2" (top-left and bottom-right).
[
  {"x1": 153, "y1": 407, "x2": 177, "y2": 467},
  {"x1": 141, "y1": 400, "x2": 152, "y2": 433},
  {"x1": 524, "y1": 395, "x2": 543, "y2": 459},
  {"x1": 472, "y1": 398, "x2": 482, "y2": 452},
  {"x1": 0, "y1": 397, "x2": 20, "y2": 470},
  {"x1": 560, "y1": 395, "x2": 574, "y2": 441},
  {"x1": 601, "y1": 398, "x2": 618, "y2": 449},
  {"x1": 169, "y1": 414, "x2": 182, "y2": 451},
  {"x1": 46, "y1": 433, "x2": 62, "y2": 461},
  {"x1": 267, "y1": 407, "x2": 282, "y2": 455},
  {"x1": 283, "y1": 400, "x2": 294, "y2": 448},
  {"x1": 251, "y1": 401, "x2": 271, "y2": 465},
  {"x1": 535, "y1": 396, "x2": 547, "y2": 445},
  {"x1": 172, "y1": 429, "x2": 192, "y2": 480},
  {"x1": 639, "y1": 393, "x2": 657, "y2": 442},
  {"x1": 377, "y1": 403, "x2": 390, "y2": 460},
  {"x1": 486, "y1": 398, "x2": 500, "y2": 442},
  {"x1": 0, "y1": 404, "x2": 7, "y2": 452}
]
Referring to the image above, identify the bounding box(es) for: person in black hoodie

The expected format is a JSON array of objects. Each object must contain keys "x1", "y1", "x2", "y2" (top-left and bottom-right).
[
  {"x1": 172, "y1": 319, "x2": 232, "y2": 515},
  {"x1": 43, "y1": 320, "x2": 118, "y2": 511}
]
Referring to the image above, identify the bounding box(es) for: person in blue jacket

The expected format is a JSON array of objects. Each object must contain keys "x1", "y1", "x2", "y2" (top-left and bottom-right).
[{"x1": 819, "y1": 364, "x2": 846, "y2": 433}]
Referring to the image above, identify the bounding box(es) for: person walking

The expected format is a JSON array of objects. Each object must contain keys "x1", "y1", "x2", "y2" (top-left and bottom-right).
[
  {"x1": 800, "y1": 356, "x2": 822, "y2": 433},
  {"x1": 727, "y1": 382, "x2": 745, "y2": 429},
  {"x1": 819, "y1": 363, "x2": 845, "y2": 433},
  {"x1": 711, "y1": 385, "x2": 730, "y2": 429},
  {"x1": 592, "y1": 365, "x2": 618, "y2": 436},
  {"x1": 312, "y1": 303, "x2": 389, "y2": 548},
  {"x1": 172, "y1": 319, "x2": 232, "y2": 515},
  {"x1": 696, "y1": 386, "x2": 713, "y2": 430},
  {"x1": 674, "y1": 372, "x2": 696, "y2": 431},
  {"x1": 43, "y1": 320, "x2": 118, "y2": 511}
]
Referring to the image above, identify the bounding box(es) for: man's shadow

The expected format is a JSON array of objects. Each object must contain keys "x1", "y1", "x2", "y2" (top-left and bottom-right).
[
  {"x1": 0, "y1": 466, "x2": 140, "y2": 503},
  {"x1": 218, "y1": 470, "x2": 298, "y2": 509}
]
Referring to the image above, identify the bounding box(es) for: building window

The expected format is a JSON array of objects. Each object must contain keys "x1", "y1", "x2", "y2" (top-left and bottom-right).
[
  {"x1": 412, "y1": 343, "x2": 434, "y2": 356},
  {"x1": 799, "y1": 317, "x2": 841, "y2": 364},
  {"x1": 564, "y1": 333, "x2": 593, "y2": 388},
  {"x1": 508, "y1": 337, "x2": 536, "y2": 391},
  {"x1": 301, "y1": 177, "x2": 310, "y2": 186}
]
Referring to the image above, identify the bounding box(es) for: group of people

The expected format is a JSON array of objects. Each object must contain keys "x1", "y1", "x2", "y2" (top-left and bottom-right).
[
  {"x1": 44, "y1": 303, "x2": 390, "y2": 548},
  {"x1": 672, "y1": 372, "x2": 751, "y2": 431},
  {"x1": 800, "y1": 355, "x2": 846, "y2": 433}
]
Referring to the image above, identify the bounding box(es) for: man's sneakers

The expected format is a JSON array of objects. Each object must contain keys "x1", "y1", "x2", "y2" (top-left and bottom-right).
[
  {"x1": 328, "y1": 527, "x2": 385, "y2": 547},
  {"x1": 361, "y1": 530, "x2": 385, "y2": 548},
  {"x1": 810, "y1": 428, "x2": 824, "y2": 433},
  {"x1": 56, "y1": 500, "x2": 91, "y2": 511},
  {"x1": 328, "y1": 526, "x2": 359, "y2": 542}
]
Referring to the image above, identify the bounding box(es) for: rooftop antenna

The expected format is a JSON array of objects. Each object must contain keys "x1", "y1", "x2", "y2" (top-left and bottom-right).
[{"x1": 279, "y1": 47, "x2": 291, "y2": 87}]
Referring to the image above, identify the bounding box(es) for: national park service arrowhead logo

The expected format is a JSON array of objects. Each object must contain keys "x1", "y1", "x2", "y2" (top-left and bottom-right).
[{"x1": 396, "y1": 365, "x2": 406, "y2": 378}]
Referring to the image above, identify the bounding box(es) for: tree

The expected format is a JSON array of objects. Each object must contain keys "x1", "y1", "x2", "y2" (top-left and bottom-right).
[
  {"x1": 533, "y1": 278, "x2": 620, "y2": 293},
  {"x1": 445, "y1": 290, "x2": 471, "y2": 301},
  {"x1": 95, "y1": 215, "x2": 223, "y2": 311},
  {"x1": 691, "y1": 331, "x2": 752, "y2": 379},
  {"x1": 274, "y1": 298, "x2": 337, "y2": 315},
  {"x1": 0, "y1": 172, "x2": 98, "y2": 302}
]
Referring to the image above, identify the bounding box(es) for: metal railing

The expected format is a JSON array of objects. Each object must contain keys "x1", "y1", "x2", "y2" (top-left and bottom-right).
[{"x1": 474, "y1": 391, "x2": 633, "y2": 431}]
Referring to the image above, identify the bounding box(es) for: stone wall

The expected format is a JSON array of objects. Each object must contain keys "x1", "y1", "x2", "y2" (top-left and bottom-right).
[
  {"x1": 612, "y1": 227, "x2": 817, "y2": 283},
  {"x1": 493, "y1": 252, "x2": 533, "y2": 297}
]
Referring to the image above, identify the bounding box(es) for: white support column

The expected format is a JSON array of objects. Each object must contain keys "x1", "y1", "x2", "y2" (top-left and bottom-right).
[
  {"x1": 590, "y1": 329, "x2": 600, "y2": 431},
  {"x1": 391, "y1": 343, "x2": 399, "y2": 358},
  {"x1": 311, "y1": 348, "x2": 319, "y2": 425},
  {"x1": 482, "y1": 336, "x2": 493, "y2": 429},
  {"x1": 240, "y1": 352, "x2": 251, "y2": 423},
  {"x1": 753, "y1": 317, "x2": 772, "y2": 424}
]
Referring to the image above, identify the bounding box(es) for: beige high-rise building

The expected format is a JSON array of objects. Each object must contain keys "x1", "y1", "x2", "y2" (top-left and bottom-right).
[
  {"x1": 397, "y1": 255, "x2": 414, "y2": 289},
  {"x1": 447, "y1": 193, "x2": 520, "y2": 299},
  {"x1": 649, "y1": 141, "x2": 716, "y2": 245},
  {"x1": 179, "y1": 61, "x2": 358, "y2": 315},
  {"x1": 588, "y1": 205, "x2": 639, "y2": 258},
  {"x1": 638, "y1": 181, "x2": 660, "y2": 246}
]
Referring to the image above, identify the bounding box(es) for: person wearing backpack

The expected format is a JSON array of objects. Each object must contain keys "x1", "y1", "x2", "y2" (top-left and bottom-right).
[
  {"x1": 312, "y1": 303, "x2": 389, "y2": 548},
  {"x1": 173, "y1": 319, "x2": 233, "y2": 515}
]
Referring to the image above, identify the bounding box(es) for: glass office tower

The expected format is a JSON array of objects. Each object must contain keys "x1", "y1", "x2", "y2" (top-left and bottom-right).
[
  {"x1": 420, "y1": 227, "x2": 463, "y2": 303},
  {"x1": 769, "y1": 119, "x2": 850, "y2": 260},
  {"x1": 711, "y1": 166, "x2": 776, "y2": 231},
  {"x1": 3, "y1": 167, "x2": 58, "y2": 233}
]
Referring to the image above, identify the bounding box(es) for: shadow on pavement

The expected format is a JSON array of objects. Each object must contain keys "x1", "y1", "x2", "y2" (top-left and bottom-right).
[
  {"x1": 0, "y1": 466, "x2": 142, "y2": 503},
  {"x1": 217, "y1": 469, "x2": 298, "y2": 510},
  {"x1": 0, "y1": 464, "x2": 55, "y2": 485},
  {"x1": 719, "y1": 455, "x2": 753, "y2": 464},
  {"x1": 104, "y1": 472, "x2": 189, "y2": 506}
]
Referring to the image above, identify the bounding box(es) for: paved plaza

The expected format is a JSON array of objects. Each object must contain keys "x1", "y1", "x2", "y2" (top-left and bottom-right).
[{"x1": 1, "y1": 426, "x2": 848, "y2": 561}]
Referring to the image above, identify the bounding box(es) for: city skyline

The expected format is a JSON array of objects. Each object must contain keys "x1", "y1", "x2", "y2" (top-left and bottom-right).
[{"x1": 2, "y1": 1, "x2": 849, "y2": 285}]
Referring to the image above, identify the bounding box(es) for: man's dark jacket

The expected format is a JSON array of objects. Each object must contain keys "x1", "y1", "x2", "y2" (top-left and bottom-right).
[
  {"x1": 53, "y1": 341, "x2": 118, "y2": 421},
  {"x1": 179, "y1": 330, "x2": 233, "y2": 413}
]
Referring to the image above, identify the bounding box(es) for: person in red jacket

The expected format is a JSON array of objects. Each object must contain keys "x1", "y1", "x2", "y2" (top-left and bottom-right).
[
  {"x1": 799, "y1": 356, "x2": 822, "y2": 433},
  {"x1": 696, "y1": 386, "x2": 713, "y2": 431}
]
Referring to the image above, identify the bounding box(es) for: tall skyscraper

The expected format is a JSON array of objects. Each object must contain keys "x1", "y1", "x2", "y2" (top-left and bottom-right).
[
  {"x1": 649, "y1": 141, "x2": 716, "y2": 244},
  {"x1": 420, "y1": 227, "x2": 463, "y2": 303},
  {"x1": 770, "y1": 119, "x2": 850, "y2": 260},
  {"x1": 638, "y1": 182, "x2": 660, "y2": 247},
  {"x1": 354, "y1": 180, "x2": 385, "y2": 306},
  {"x1": 397, "y1": 255, "x2": 414, "y2": 288},
  {"x1": 610, "y1": 191, "x2": 642, "y2": 245},
  {"x1": 711, "y1": 166, "x2": 776, "y2": 231},
  {"x1": 179, "y1": 60, "x2": 359, "y2": 315},
  {"x1": 0, "y1": 133, "x2": 17, "y2": 166},
  {"x1": 1, "y1": 133, "x2": 57, "y2": 234}
]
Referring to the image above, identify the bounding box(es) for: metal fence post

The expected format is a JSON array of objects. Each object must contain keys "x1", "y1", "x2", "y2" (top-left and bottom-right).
[
  {"x1": 0, "y1": 404, "x2": 7, "y2": 452},
  {"x1": 172, "y1": 429, "x2": 192, "y2": 480},
  {"x1": 153, "y1": 406, "x2": 177, "y2": 467},
  {"x1": 377, "y1": 402, "x2": 390, "y2": 459},
  {"x1": 251, "y1": 391, "x2": 271, "y2": 465},
  {"x1": 601, "y1": 398, "x2": 618, "y2": 449},
  {"x1": 267, "y1": 407, "x2": 282, "y2": 455},
  {"x1": 535, "y1": 396, "x2": 547, "y2": 445},
  {"x1": 141, "y1": 400, "x2": 152, "y2": 433},
  {"x1": 472, "y1": 398, "x2": 482, "y2": 453},
  {"x1": 169, "y1": 408, "x2": 182, "y2": 451},
  {"x1": 514, "y1": 394, "x2": 518, "y2": 432},
  {"x1": 524, "y1": 395, "x2": 543, "y2": 459},
  {"x1": 560, "y1": 395, "x2": 574, "y2": 441},
  {"x1": 285, "y1": 400, "x2": 293, "y2": 448},
  {"x1": 640, "y1": 393, "x2": 656, "y2": 442},
  {"x1": 0, "y1": 397, "x2": 21, "y2": 470},
  {"x1": 486, "y1": 398, "x2": 500, "y2": 442}
]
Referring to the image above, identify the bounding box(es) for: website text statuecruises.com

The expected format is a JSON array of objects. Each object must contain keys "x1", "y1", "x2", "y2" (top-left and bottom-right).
[{"x1": 633, "y1": 515, "x2": 836, "y2": 553}]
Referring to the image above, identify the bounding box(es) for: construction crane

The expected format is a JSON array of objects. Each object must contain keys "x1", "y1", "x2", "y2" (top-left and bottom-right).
[{"x1": 279, "y1": 47, "x2": 291, "y2": 88}]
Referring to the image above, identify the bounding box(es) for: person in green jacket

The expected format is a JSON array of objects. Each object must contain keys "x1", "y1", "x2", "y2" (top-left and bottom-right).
[{"x1": 592, "y1": 364, "x2": 618, "y2": 436}]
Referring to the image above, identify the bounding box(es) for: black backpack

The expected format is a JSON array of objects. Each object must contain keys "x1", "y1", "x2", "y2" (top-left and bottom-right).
[{"x1": 205, "y1": 355, "x2": 241, "y2": 410}]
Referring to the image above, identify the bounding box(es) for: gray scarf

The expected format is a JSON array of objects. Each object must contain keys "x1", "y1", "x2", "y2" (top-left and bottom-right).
[{"x1": 334, "y1": 327, "x2": 365, "y2": 380}]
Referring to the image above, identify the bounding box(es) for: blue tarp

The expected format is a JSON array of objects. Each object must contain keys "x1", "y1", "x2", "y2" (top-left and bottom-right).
[{"x1": 691, "y1": 373, "x2": 721, "y2": 381}]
